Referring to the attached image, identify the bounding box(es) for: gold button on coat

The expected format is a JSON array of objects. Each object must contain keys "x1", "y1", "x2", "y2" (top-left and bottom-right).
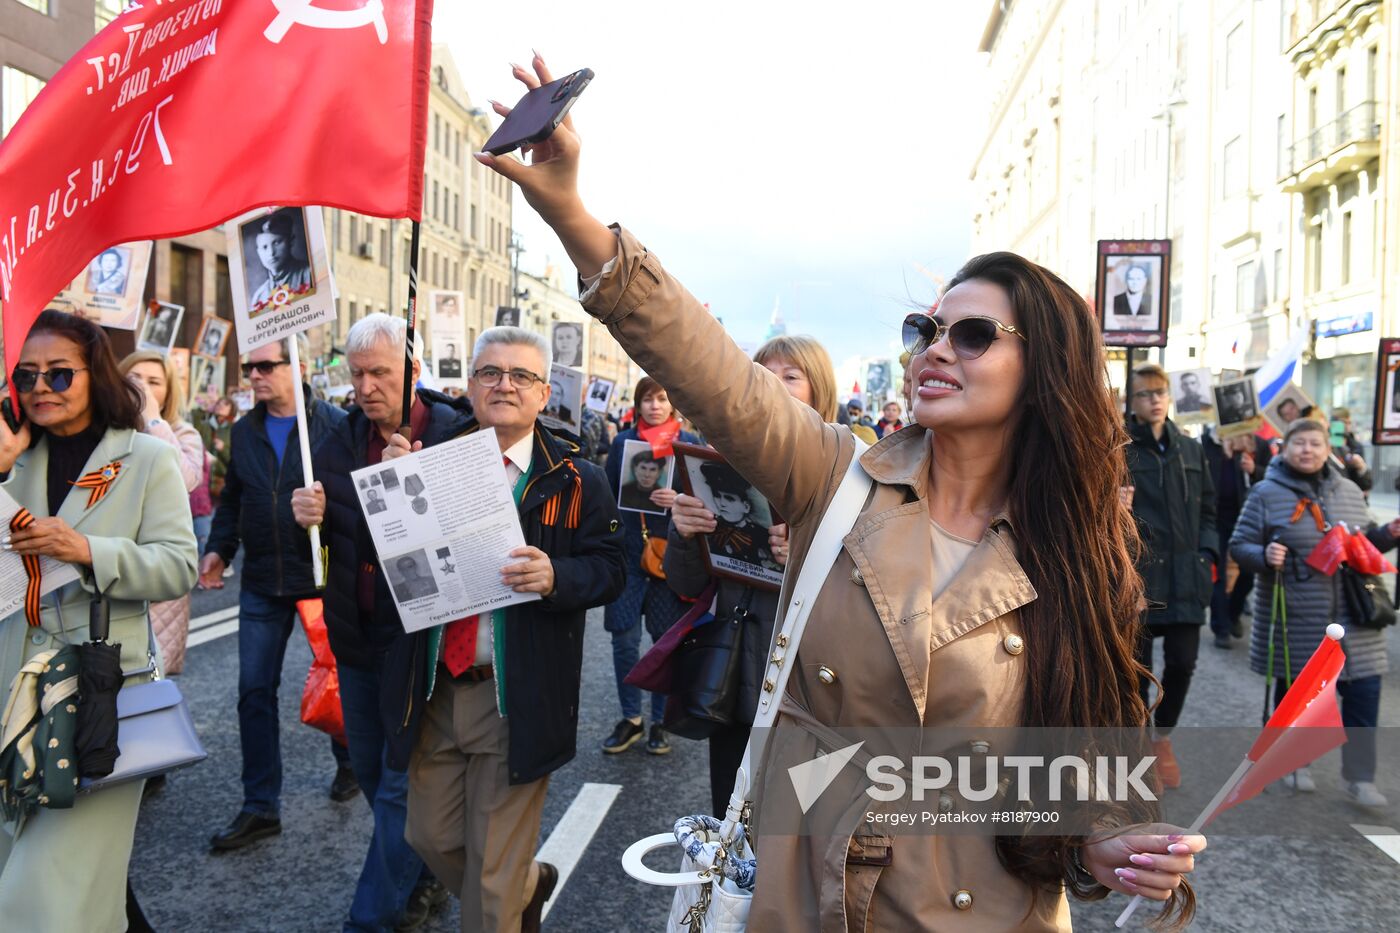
[
  {"x1": 1003, "y1": 634, "x2": 1025, "y2": 656},
  {"x1": 850, "y1": 567, "x2": 865, "y2": 586},
  {"x1": 953, "y1": 889, "x2": 973, "y2": 910},
  {"x1": 817, "y1": 666, "x2": 837, "y2": 685}
]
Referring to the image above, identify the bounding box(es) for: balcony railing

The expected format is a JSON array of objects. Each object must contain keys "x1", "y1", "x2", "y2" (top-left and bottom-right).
[{"x1": 1283, "y1": 101, "x2": 1380, "y2": 178}]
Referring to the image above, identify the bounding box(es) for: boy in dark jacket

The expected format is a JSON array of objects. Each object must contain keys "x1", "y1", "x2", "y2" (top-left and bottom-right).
[{"x1": 1124, "y1": 364, "x2": 1217, "y2": 789}]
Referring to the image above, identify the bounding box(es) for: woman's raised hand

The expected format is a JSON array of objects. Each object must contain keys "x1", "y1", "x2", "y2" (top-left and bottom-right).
[
  {"x1": 474, "y1": 53, "x2": 583, "y2": 228},
  {"x1": 0, "y1": 403, "x2": 30, "y2": 474}
]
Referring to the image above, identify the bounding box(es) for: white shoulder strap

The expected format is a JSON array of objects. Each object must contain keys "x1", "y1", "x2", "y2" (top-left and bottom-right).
[{"x1": 720, "y1": 438, "x2": 872, "y2": 830}]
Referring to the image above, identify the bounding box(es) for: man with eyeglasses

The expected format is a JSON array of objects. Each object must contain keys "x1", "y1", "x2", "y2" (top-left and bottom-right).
[
  {"x1": 371, "y1": 326, "x2": 624, "y2": 933},
  {"x1": 1123, "y1": 363, "x2": 1217, "y2": 793},
  {"x1": 289, "y1": 312, "x2": 472, "y2": 930},
  {"x1": 202, "y1": 335, "x2": 355, "y2": 852}
]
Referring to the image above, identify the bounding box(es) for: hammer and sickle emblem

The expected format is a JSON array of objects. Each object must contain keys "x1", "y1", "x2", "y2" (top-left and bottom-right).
[{"x1": 265, "y1": 0, "x2": 389, "y2": 45}]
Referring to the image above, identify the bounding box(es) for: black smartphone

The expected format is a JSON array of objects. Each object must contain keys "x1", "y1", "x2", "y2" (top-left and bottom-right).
[
  {"x1": 482, "y1": 68, "x2": 594, "y2": 155},
  {"x1": 1, "y1": 397, "x2": 22, "y2": 434}
]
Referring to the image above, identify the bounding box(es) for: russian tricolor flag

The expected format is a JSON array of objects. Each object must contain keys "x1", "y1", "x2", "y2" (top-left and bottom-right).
[{"x1": 1252, "y1": 325, "x2": 1312, "y2": 407}]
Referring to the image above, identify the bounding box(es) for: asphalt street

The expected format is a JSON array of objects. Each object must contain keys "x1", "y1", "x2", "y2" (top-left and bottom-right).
[{"x1": 130, "y1": 557, "x2": 1400, "y2": 932}]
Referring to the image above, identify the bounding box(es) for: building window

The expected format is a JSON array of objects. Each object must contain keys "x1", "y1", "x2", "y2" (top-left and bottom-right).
[
  {"x1": 95, "y1": 0, "x2": 122, "y2": 29},
  {"x1": 1209, "y1": 274, "x2": 1217, "y2": 319},
  {"x1": 1368, "y1": 47, "x2": 1379, "y2": 101},
  {"x1": 1225, "y1": 22, "x2": 1245, "y2": 90},
  {"x1": 1235, "y1": 260, "x2": 1256, "y2": 315},
  {"x1": 380, "y1": 228, "x2": 389, "y2": 267},
  {"x1": 332, "y1": 210, "x2": 341, "y2": 252},
  {"x1": 1273, "y1": 248, "x2": 1284, "y2": 304},
  {"x1": 1222, "y1": 136, "x2": 1244, "y2": 197},
  {"x1": 1308, "y1": 86, "x2": 1318, "y2": 130},
  {"x1": 469, "y1": 268, "x2": 478, "y2": 299},
  {"x1": 1, "y1": 66, "x2": 46, "y2": 139},
  {"x1": 471, "y1": 204, "x2": 479, "y2": 240},
  {"x1": 1336, "y1": 66, "x2": 1347, "y2": 117},
  {"x1": 1305, "y1": 192, "x2": 1325, "y2": 294},
  {"x1": 350, "y1": 215, "x2": 360, "y2": 250},
  {"x1": 1341, "y1": 210, "x2": 1353, "y2": 286},
  {"x1": 1276, "y1": 113, "x2": 1287, "y2": 177},
  {"x1": 15, "y1": 0, "x2": 50, "y2": 14}
]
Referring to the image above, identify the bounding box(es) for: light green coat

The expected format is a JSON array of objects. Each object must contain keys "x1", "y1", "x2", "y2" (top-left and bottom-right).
[{"x1": 0, "y1": 427, "x2": 197, "y2": 933}]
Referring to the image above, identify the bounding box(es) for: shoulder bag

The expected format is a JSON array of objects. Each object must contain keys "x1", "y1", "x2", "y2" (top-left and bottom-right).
[
  {"x1": 640, "y1": 513, "x2": 669, "y2": 580},
  {"x1": 621, "y1": 440, "x2": 872, "y2": 932}
]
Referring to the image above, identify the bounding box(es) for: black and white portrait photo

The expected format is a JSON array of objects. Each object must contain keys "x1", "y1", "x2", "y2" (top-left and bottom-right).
[
  {"x1": 1169, "y1": 368, "x2": 1214, "y2": 425},
  {"x1": 617, "y1": 439, "x2": 676, "y2": 516},
  {"x1": 1262, "y1": 381, "x2": 1315, "y2": 433},
  {"x1": 364, "y1": 487, "x2": 389, "y2": 515},
  {"x1": 540, "y1": 363, "x2": 584, "y2": 434},
  {"x1": 551, "y1": 321, "x2": 584, "y2": 368},
  {"x1": 1213, "y1": 376, "x2": 1262, "y2": 438},
  {"x1": 386, "y1": 550, "x2": 439, "y2": 603},
  {"x1": 585, "y1": 376, "x2": 615, "y2": 413},
  {"x1": 1097, "y1": 241, "x2": 1170, "y2": 348},
  {"x1": 195, "y1": 315, "x2": 231, "y2": 359},
  {"x1": 430, "y1": 291, "x2": 467, "y2": 383},
  {"x1": 438, "y1": 342, "x2": 463, "y2": 380},
  {"x1": 495, "y1": 306, "x2": 521, "y2": 327},
  {"x1": 238, "y1": 207, "x2": 316, "y2": 316},
  {"x1": 865, "y1": 361, "x2": 892, "y2": 400},
  {"x1": 137, "y1": 301, "x2": 183, "y2": 352},
  {"x1": 1104, "y1": 257, "x2": 1161, "y2": 329},
  {"x1": 675, "y1": 442, "x2": 783, "y2": 590},
  {"x1": 86, "y1": 247, "x2": 131, "y2": 296}
]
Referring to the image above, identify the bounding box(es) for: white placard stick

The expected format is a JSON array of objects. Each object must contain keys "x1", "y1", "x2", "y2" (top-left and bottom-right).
[{"x1": 287, "y1": 336, "x2": 325, "y2": 588}]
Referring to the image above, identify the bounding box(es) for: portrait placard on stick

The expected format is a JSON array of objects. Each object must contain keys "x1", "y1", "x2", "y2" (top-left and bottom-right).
[
  {"x1": 1214, "y1": 376, "x2": 1263, "y2": 439},
  {"x1": 1097, "y1": 239, "x2": 1170, "y2": 348},
  {"x1": 1261, "y1": 381, "x2": 1316, "y2": 434},
  {"x1": 674, "y1": 442, "x2": 783, "y2": 592},
  {"x1": 550, "y1": 321, "x2": 586, "y2": 368},
  {"x1": 617, "y1": 439, "x2": 676, "y2": 517},
  {"x1": 1169, "y1": 368, "x2": 1214, "y2": 426},
  {"x1": 225, "y1": 205, "x2": 336, "y2": 354},
  {"x1": 137, "y1": 301, "x2": 184, "y2": 352},
  {"x1": 429, "y1": 290, "x2": 466, "y2": 385},
  {"x1": 50, "y1": 241, "x2": 155, "y2": 331},
  {"x1": 194, "y1": 315, "x2": 232, "y2": 359},
  {"x1": 585, "y1": 376, "x2": 615, "y2": 413},
  {"x1": 540, "y1": 363, "x2": 584, "y2": 435},
  {"x1": 1374, "y1": 338, "x2": 1400, "y2": 445}
]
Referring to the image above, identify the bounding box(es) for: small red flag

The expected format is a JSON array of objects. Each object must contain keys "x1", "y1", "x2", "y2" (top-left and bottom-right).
[
  {"x1": 1205, "y1": 630, "x2": 1347, "y2": 824},
  {"x1": 0, "y1": 0, "x2": 432, "y2": 391}
]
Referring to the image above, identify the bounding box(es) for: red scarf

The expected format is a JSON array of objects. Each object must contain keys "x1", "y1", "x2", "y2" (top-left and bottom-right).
[{"x1": 637, "y1": 416, "x2": 682, "y2": 458}]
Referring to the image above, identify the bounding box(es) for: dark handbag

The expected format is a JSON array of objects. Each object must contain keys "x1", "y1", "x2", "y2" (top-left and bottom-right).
[
  {"x1": 663, "y1": 592, "x2": 751, "y2": 740},
  {"x1": 1339, "y1": 565, "x2": 1397, "y2": 630},
  {"x1": 624, "y1": 582, "x2": 718, "y2": 694}
]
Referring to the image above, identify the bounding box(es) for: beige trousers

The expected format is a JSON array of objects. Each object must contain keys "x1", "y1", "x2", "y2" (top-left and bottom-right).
[{"x1": 406, "y1": 674, "x2": 548, "y2": 933}]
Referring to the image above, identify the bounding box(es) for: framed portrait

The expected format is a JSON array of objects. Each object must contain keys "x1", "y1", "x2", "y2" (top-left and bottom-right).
[
  {"x1": 168, "y1": 348, "x2": 191, "y2": 402},
  {"x1": 429, "y1": 290, "x2": 467, "y2": 384},
  {"x1": 51, "y1": 240, "x2": 154, "y2": 330},
  {"x1": 585, "y1": 376, "x2": 615, "y2": 413},
  {"x1": 495, "y1": 306, "x2": 521, "y2": 327},
  {"x1": 617, "y1": 438, "x2": 676, "y2": 516},
  {"x1": 225, "y1": 205, "x2": 335, "y2": 353},
  {"x1": 1213, "y1": 376, "x2": 1263, "y2": 438},
  {"x1": 1169, "y1": 368, "x2": 1214, "y2": 425},
  {"x1": 864, "y1": 361, "x2": 893, "y2": 403},
  {"x1": 550, "y1": 321, "x2": 585, "y2": 369},
  {"x1": 136, "y1": 301, "x2": 184, "y2": 352},
  {"x1": 194, "y1": 314, "x2": 231, "y2": 359},
  {"x1": 674, "y1": 442, "x2": 783, "y2": 591},
  {"x1": 188, "y1": 355, "x2": 225, "y2": 408},
  {"x1": 1374, "y1": 338, "x2": 1400, "y2": 444},
  {"x1": 1261, "y1": 380, "x2": 1317, "y2": 433},
  {"x1": 540, "y1": 363, "x2": 585, "y2": 435},
  {"x1": 1097, "y1": 240, "x2": 1170, "y2": 348}
]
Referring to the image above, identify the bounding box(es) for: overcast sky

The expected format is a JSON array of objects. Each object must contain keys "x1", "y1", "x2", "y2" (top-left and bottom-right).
[{"x1": 434, "y1": 2, "x2": 988, "y2": 370}]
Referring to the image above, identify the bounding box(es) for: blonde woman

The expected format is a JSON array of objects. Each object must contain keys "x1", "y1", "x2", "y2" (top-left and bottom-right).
[{"x1": 119, "y1": 350, "x2": 206, "y2": 674}]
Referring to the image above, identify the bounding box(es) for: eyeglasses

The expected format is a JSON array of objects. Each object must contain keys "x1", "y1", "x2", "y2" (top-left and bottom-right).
[
  {"x1": 902, "y1": 313, "x2": 1027, "y2": 360},
  {"x1": 240, "y1": 359, "x2": 290, "y2": 378},
  {"x1": 10, "y1": 367, "x2": 87, "y2": 393},
  {"x1": 472, "y1": 367, "x2": 545, "y2": 388},
  {"x1": 1132, "y1": 388, "x2": 1170, "y2": 401}
]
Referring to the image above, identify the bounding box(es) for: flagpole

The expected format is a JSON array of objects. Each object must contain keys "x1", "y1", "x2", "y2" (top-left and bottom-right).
[
  {"x1": 1113, "y1": 757, "x2": 1253, "y2": 928},
  {"x1": 401, "y1": 219, "x2": 422, "y2": 437},
  {"x1": 286, "y1": 336, "x2": 325, "y2": 589}
]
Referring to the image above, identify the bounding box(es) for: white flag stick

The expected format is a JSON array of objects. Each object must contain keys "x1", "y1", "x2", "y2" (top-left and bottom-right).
[
  {"x1": 286, "y1": 336, "x2": 325, "y2": 588},
  {"x1": 1113, "y1": 757, "x2": 1253, "y2": 927}
]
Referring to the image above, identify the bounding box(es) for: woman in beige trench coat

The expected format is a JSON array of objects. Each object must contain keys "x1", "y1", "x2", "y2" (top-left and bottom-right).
[{"x1": 480, "y1": 55, "x2": 1208, "y2": 932}]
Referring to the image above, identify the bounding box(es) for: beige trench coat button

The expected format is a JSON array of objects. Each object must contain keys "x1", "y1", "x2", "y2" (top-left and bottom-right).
[
  {"x1": 953, "y1": 889, "x2": 973, "y2": 910},
  {"x1": 850, "y1": 567, "x2": 865, "y2": 586},
  {"x1": 1003, "y1": 634, "x2": 1025, "y2": 656},
  {"x1": 817, "y1": 666, "x2": 838, "y2": 685}
]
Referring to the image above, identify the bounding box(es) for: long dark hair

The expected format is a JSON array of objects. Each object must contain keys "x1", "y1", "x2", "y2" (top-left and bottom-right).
[
  {"x1": 943, "y1": 254, "x2": 1192, "y2": 926},
  {"x1": 23, "y1": 309, "x2": 145, "y2": 438}
]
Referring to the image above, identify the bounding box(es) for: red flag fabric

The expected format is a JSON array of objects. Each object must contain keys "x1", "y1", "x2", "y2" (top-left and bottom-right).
[
  {"x1": 1205, "y1": 632, "x2": 1347, "y2": 824},
  {"x1": 1304, "y1": 524, "x2": 1348, "y2": 576},
  {"x1": 1344, "y1": 529, "x2": 1399, "y2": 575},
  {"x1": 0, "y1": 0, "x2": 432, "y2": 385}
]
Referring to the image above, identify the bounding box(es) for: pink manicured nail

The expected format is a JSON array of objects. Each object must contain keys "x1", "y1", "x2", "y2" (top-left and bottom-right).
[
  {"x1": 1167, "y1": 833, "x2": 1184, "y2": 842},
  {"x1": 1129, "y1": 854, "x2": 1154, "y2": 868},
  {"x1": 1115, "y1": 868, "x2": 1138, "y2": 883},
  {"x1": 1168, "y1": 843, "x2": 1191, "y2": 855}
]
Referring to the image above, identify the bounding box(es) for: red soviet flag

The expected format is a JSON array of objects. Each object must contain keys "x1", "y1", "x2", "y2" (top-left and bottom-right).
[{"x1": 0, "y1": 0, "x2": 432, "y2": 379}]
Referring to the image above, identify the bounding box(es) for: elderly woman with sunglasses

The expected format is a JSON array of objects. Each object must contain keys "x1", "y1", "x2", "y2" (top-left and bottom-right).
[
  {"x1": 0, "y1": 311, "x2": 197, "y2": 932},
  {"x1": 475, "y1": 54, "x2": 1207, "y2": 931}
]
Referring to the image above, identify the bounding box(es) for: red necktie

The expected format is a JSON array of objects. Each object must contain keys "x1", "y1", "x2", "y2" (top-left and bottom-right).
[{"x1": 442, "y1": 456, "x2": 512, "y2": 676}]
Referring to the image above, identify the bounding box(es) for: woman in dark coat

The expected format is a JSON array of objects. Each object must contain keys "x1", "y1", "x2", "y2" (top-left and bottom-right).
[
  {"x1": 665, "y1": 335, "x2": 839, "y2": 814},
  {"x1": 1230, "y1": 418, "x2": 1396, "y2": 807}
]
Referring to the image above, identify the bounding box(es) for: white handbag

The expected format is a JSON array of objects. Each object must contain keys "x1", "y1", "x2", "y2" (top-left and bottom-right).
[{"x1": 622, "y1": 441, "x2": 873, "y2": 932}]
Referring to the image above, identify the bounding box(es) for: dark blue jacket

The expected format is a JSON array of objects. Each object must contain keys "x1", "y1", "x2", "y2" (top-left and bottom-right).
[
  {"x1": 206, "y1": 394, "x2": 344, "y2": 598},
  {"x1": 316, "y1": 388, "x2": 473, "y2": 670},
  {"x1": 384, "y1": 419, "x2": 627, "y2": 782}
]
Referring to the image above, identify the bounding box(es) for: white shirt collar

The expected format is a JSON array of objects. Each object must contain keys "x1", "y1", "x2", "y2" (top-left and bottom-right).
[{"x1": 502, "y1": 432, "x2": 535, "y2": 474}]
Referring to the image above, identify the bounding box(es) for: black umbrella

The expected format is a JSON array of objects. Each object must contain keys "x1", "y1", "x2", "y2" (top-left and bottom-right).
[{"x1": 75, "y1": 596, "x2": 122, "y2": 778}]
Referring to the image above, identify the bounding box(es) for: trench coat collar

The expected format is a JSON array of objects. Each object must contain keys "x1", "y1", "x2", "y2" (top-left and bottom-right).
[
  {"x1": 855, "y1": 424, "x2": 1015, "y2": 531},
  {"x1": 844, "y1": 426, "x2": 1034, "y2": 719},
  {"x1": 13, "y1": 427, "x2": 138, "y2": 529}
]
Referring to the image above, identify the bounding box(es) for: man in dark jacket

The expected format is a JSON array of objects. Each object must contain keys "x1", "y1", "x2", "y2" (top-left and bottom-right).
[
  {"x1": 1202, "y1": 427, "x2": 1271, "y2": 648},
  {"x1": 1124, "y1": 364, "x2": 1217, "y2": 789},
  {"x1": 200, "y1": 335, "x2": 351, "y2": 850},
  {"x1": 292, "y1": 314, "x2": 469, "y2": 930},
  {"x1": 382, "y1": 327, "x2": 625, "y2": 933}
]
